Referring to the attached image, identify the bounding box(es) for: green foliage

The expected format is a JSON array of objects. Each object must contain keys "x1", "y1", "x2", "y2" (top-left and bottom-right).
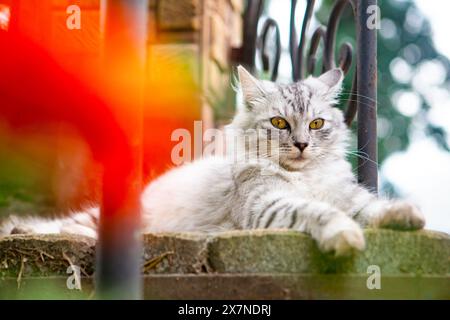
[
  {"x1": 326, "y1": 0, "x2": 448, "y2": 152},
  {"x1": 315, "y1": 0, "x2": 450, "y2": 192}
]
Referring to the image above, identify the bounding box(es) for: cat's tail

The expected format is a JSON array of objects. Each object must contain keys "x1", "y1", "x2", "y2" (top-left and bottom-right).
[{"x1": 0, "y1": 207, "x2": 99, "y2": 239}]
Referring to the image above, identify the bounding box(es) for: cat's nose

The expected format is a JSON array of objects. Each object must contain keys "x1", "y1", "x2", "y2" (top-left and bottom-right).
[{"x1": 294, "y1": 142, "x2": 309, "y2": 152}]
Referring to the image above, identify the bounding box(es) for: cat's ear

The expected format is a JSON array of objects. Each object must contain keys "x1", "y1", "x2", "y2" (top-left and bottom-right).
[
  {"x1": 317, "y1": 68, "x2": 344, "y2": 95},
  {"x1": 237, "y1": 65, "x2": 267, "y2": 108},
  {"x1": 303, "y1": 68, "x2": 344, "y2": 103}
]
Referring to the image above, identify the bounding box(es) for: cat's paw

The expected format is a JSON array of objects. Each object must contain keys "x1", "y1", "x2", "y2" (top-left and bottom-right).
[
  {"x1": 10, "y1": 226, "x2": 34, "y2": 235},
  {"x1": 0, "y1": 218, "x2": 33, "y2": 236},
  {"x1": 376, "y1": 201, "x2": 425, "y2": 230},
  {"x1": 318, "y1": 215, "x2": 365, "y2": 257}
]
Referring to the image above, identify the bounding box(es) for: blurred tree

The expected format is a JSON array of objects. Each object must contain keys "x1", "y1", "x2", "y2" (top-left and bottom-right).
[{"x1": 318, "y1": 0, "x2": 450, "y2": 192}]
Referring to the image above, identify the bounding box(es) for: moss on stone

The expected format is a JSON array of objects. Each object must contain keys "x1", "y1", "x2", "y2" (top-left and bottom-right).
[
  {"x1": 0, "y1": 234, "x2": 95, "y2": 278},
  {"x1": 0, "y1": 229, "x2": 449, "y2": 278},
  {"x1": 207, "y1": 229, "x2": 450, "y2": 275}
]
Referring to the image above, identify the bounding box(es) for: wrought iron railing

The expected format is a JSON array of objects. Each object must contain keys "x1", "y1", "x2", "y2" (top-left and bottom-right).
[{"x1": 234, "y1": 0, "x2": 378, "y2": 192}]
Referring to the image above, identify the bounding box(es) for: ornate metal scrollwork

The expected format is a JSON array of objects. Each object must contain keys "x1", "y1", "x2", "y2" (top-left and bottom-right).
[
  {"x1": 235, "y1": 0, "x2": 378, "y2": 191},
  {"x1": 258, "y1": 0, "x2": 358, "y2": 124},
  {"x1": 259, "y1": 17, "x2": 281, "y2": 81}
]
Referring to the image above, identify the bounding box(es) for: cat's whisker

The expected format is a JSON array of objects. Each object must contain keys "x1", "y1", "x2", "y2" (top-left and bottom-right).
[
  {"x1": 338, "y1": 98, "x2": 381, "y2": 111},
  {"x1": 355, "y1": 139, "x2": 371, "y2": 154},
  {"x1": 350, "y1": 150, "x2": 371, "y2": 159},
  {"x1": 345, "y1": 151, "x2": 379, "y2": 167},
  {"x1": 339, "y1": 91, "x2": 380, "y2": 104}
]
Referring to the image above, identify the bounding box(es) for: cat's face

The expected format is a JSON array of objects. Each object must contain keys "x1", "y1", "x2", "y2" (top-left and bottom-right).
[{"x1": 232, "y1": 66, "x2": 349, "y2": 171}]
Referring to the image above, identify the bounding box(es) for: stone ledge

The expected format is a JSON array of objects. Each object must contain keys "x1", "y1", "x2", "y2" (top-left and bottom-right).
[
  {"x1": 1, "y1": 229, "x2": 449, "y2": 278},
  {"x1": 208, "y1": 229, "x2": 450, "y2": 275},
  {"x1": 1, "y1": 274, "x2": 449, "y2": 300}
]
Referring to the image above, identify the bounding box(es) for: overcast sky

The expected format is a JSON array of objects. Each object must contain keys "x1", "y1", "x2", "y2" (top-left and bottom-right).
[{"x1": 382, "y1": 0, "x2": 450, "y2": 233}]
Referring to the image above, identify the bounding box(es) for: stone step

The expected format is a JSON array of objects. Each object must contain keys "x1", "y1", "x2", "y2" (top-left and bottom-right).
[
  {"x1": 1, "y1": 229, "x2": 449, "y2": 299},
  {"x1": 1, "y1": 274, "x2": 448, "y2": 299}
]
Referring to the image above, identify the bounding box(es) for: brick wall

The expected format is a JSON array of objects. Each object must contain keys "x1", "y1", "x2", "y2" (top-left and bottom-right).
[
  {"x1": 13, "y1": 0, "x2": 243, "y2": 122},
  {"x1": 148, "y1": 0, "x2": 243, "y2": 128}
]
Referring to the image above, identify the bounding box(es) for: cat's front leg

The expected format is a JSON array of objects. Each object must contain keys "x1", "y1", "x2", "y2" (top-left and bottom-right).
[
  {"x1": 351, "y1": 187, "x2": 425, "y2": 230},
  {"x1": 249, "y1": 197, "x2": 365, "y2": 256}
]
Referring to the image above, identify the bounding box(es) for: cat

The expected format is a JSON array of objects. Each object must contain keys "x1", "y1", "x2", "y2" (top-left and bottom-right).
[{"x1": 0, "y1": 66, "x2": 425, "y2": 256}]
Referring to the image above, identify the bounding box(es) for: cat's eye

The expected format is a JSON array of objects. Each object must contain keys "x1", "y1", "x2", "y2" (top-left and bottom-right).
[
  {"x1": 309, "y1": 118, "x2": 325, "y2": 130},
  {"x1": 271, "y1": 117, "x2": 289, "y2": 130}
]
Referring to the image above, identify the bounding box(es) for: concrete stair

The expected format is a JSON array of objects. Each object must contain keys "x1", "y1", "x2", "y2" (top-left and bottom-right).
[{"x1": 1, "y1": 229, "x2": 449, "y2": 299}]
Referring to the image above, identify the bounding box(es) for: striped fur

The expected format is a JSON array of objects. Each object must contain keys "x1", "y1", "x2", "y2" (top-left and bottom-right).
[{"x1": 0, "y1": 67, "x2": 425, "y2": 256}]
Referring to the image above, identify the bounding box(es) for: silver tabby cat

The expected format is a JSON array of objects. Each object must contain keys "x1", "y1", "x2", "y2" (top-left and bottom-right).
[{"x1": 0, "y1": 66, "x2": 425, "y2": 256}]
